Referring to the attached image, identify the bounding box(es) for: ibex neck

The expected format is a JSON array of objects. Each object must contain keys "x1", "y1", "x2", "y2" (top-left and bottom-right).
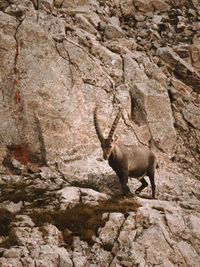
[{"x1": 109, "y1": 143, "x2": 123, "y2": 162}]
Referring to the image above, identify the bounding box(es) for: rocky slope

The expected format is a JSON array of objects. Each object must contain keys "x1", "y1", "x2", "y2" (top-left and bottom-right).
[{"x1": 0, "y1": 0, "x2": 200, "y2": 266}]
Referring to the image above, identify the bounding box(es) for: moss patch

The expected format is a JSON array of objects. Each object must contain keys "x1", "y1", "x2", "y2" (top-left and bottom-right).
[
  {"x1": 0, "y1": 209, "x2": 17, "y2": 248},
  {"x1": 0, "y1": 180, "x2": 50, "y2": 203},
  {"x1": 31, "y1": 195, "x2": 140, "y2": 247},
  {"x1": 0, "y1": 209, "x2": 15, "y2": 236}
]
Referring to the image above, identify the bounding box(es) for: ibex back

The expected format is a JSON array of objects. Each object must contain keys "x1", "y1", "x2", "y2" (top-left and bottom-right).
[{"x1": 94, "y1": 107, "x2": 157, "y2": 198}]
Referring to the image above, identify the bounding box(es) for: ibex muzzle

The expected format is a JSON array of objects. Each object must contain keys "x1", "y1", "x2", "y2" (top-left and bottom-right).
[{"x1": 94, "y1": 107, "x2": 157, "y2": 199}]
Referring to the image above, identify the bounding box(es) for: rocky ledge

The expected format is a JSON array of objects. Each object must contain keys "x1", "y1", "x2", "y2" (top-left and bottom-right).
[{"x1": 0, "y1": 163, "x2": 200, "y2": 266}]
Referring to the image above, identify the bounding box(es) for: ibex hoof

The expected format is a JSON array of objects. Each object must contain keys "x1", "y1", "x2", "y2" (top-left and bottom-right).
[{"x1": 135, "y1": 189, "x2": 140, "y2": 195}]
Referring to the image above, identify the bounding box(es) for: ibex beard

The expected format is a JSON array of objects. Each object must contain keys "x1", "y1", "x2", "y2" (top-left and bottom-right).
[{"x1": 94, "y1": 107, "x2": 157, "y2": 199}]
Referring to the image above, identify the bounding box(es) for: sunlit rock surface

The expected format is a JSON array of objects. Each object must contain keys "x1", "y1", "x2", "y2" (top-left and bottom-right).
[{"x1": 0, "y1": 0, "x2": 200, "y2": 266}]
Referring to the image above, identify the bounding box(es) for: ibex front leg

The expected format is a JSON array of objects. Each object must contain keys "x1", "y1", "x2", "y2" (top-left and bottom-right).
[{"x1": 118, "y1": 173, "x2": 130, "y2": 196}]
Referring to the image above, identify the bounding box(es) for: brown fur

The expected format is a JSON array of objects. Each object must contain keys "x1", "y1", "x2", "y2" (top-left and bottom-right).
[{"x1": 94, "y1": 107, "x2": 157, "y2": 198}]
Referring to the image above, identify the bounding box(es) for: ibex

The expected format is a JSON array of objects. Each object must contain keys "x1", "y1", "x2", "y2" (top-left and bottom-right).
[{"x1": 94, "y1": 107, "x2": 157, "y2": 199}]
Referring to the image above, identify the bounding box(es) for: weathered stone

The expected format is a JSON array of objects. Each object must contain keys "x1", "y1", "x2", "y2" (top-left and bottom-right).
[
  {"x1": 165, "y1": 213, "x2": 186, "y2": 237},
  {"x1": 0, "y1": 258, "x2": 23, "y2": 267},
  {"x1": 40, "y1": 224, "x2": 63, "y2": 245},
  {"x1": 158, "y1": 47, "x2": 200, "y2": 93},
  {"x1": 10, "y1": 215, "x2": 35, "y2": 228},
  {"x1": 80, "y1": 188, "x2": 109, "y2": 206},
  {"x1": 193, "y1": 21, "x2": 200, "y2": 31},
  {"x1": 3, "y1": 246, "x2": 29, "y2": 259},
  {"x1": 91, "y1": 243, "x2": 113, "y2": 266},
  {"x1": 133, "y1": 0, "x2": 168, "y2": 12},
  {"x1": 57, "y1": 187, "x2": 81, "y2": 209},
  {"x1": 189, "y1": 45, "x2": 200, "y2": 72},
  {"x1": 1, "y1": 11, "x2": 112, "y2": 166},
  {"x1": 57, "y1": 247, "x2": 73, "y2": 267},
  {"x1": 174, "y1": 45, "x2": 190, "y2": 59},
  {"x1": 187, "y1": 214, "x2": 200, "y2": 240},
  {"x1": 61, "y1": 0, "x2": 90, "y2": 9},
  {"x1": 85, "y1": 11, "x2": 101, "y2": 28},
  {"x1": 133, "y1": 0, "x2": 154, "y2": 12},
  {"x1": 177, "y1": 241, "x2": 200, "y2": 267},
  {"x1": 105, "y1": 39, "x2": 137, "y2": 55},
  {"x1": 0, "y1": 201, "x2": 23, "y2": 213},
  {"x1": 117, "y1": 213, "x2": 137, "y2": 249},
  {"x1": 152, "y1": 0, "x2": 169, "y2": 11},
  {"x1": 75, "y1": 14, "x2": 98, "y2": 35},
  {"x1": 98, "y1": 213, "x2": 125, "y2": 246},
  {"x1": 121, "y1": 0, "x2": 136, "y2": 16},
  {"x1": 10, "y1": 226, "x2": 44, "y2": 247},
  {"x1": 72, "y1": 237, "x2": 90, "y2": 267},
  {"x1": 182, "y1": 102, "x2": 200, "y2": 129},
  {"x1": 0, "y1": 11, "x2": 21, "y2": 164},
  {"x1": 188, "y1": 8, "x2": 197, "y2": 17},
  {"x1": 152, "y1": 14, "x2": 163, "y2": 24},
  {"x1": 138, "y1": 224, "x2": 173, "y2": 266},
  {"x1": 90, "y1": 41, "x2": 123, "y2": 84},
  {"x1": 21, "y1": 257, "x2": 35, "y2": 267},
  {"x1": 33, "y1": 245, "x2": 73, "y2": 267},
  {"x1": 134, "y1": 14, "x2": 146, "y2": 22},
  {"x1": 109, "y1": 16, "x2": 120, "y2": 27},
  {"x1": 39, "y1": 0, "x2": 54, "y2": 12},
  {"x1": 123, "y1": 54, "x2": 149, "y2": 84},
  {"x1": 104, "y1": 24, "x2": 125, "y2": 39},
  {"x1": 131, "y1": 79, "x2": 176, "y2": 153}
]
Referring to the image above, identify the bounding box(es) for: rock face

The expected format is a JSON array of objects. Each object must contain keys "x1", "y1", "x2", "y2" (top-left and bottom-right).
[
  {"x1": 0, "y1": 0, "x2": 200, "y2": 266},
  {"x1": 131, "y1": 79, "x2": 176, "y2": 153}
]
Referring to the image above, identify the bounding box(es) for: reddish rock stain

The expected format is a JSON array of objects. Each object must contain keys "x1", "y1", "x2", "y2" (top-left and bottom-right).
[
  {"x1": 136, "y1": 214, "x2": 143, "y2": 221},
  {"x1": 178, "y1": 87, "x2": 186, "y2": 93},
  {"x1": 15, "y1": 90, "x2": 20, "y2": 104},
  {"x1": 13, "y1": 145, "x2": 28, "y2": 165},
  {"x1": 14, "y1": 79, "x2": 18, "y2": 85}
]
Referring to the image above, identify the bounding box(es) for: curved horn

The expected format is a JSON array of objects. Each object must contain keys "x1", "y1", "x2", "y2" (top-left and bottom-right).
[
  {"x1": 107, "y1": 108, "x2": 122, "y2": 143},
  {"x1": 94, "y1": 107, "x2": 104, "y2": 143}
]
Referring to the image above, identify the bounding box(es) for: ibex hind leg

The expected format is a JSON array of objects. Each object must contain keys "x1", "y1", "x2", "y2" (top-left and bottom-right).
[
  {"x1": 148, "y1": 155, "x2": 157, "y2": 199},
  {"x1": 148, "y1": 173, "x2": 156, "y2": 199},
  {"x1": 135, "y1": 178, "x2": 148, "y2": 195}
]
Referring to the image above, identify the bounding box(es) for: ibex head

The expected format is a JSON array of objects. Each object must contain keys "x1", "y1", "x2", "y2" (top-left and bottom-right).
[{"x1": 94, "y1": 107, "x2": 122, "y2": 160}]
